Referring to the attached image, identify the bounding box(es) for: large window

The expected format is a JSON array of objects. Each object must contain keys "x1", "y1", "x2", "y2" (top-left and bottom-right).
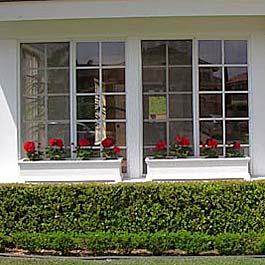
[
  {"x1": 20, "y1": 41, "x2": 126, "y2": 166},
  {"x1": 142, "y1": 39, "x2": 249, "y2": 168}
]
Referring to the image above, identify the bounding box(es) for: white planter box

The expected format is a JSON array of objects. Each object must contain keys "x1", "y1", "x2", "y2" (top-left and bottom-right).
[
  {"x1": 19, "y1": 158, "x2": 123, "y2": 183},
  {"x1": 145, "y1": 157, "x2": 250, "y2": 181}
]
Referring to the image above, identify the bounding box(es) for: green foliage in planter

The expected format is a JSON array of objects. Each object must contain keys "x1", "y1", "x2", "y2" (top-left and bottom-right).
[
  {"x1": 1, "y1": 182, "x2": 265, "y2": 235},
  {"x1": 5, "y1": 231, "x2": 265, "y2": 256}
]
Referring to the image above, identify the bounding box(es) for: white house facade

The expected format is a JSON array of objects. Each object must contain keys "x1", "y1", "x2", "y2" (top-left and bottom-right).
[{"x1": 1, "y1": 0, "x2": 265, "y2": 182}]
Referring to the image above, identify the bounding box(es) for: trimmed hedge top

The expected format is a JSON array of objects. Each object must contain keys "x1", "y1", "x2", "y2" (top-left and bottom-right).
[{"x1": 1, "y1": 181, "x2": 265, "y2": 234}]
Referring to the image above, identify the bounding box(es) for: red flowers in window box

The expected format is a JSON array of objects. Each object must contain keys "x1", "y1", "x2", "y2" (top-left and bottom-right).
[
  {"x1": 101, "y1": 138, "x2": 120, "y2": 159},
  {"x1": 48, "y1": 138, "x2": 63, "y2": 148},
  {"x1": 23, "y1": 141, "x2": 42, "y2": 161},
  {"x1": 170, "y1": 136, "x2": 191, "y2": 158},
  {"x1": 153, "y1": 141, "x2": 167, "y2": 159},
  {"x1": 227, "y1": 141, "x2": 243, "y2": 157},
  {"x1": 46, "y1": 139, "x2": 65, "y2": 160},
  {"x1": 202, "y1": 138, "x2": 219, "y2": 158},
  {"x1": 78, "y1": 138, "x2": 91, "y2": 147}
]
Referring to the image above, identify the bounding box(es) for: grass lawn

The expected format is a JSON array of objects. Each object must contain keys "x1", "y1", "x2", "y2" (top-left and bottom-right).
[{"x1": 2, "y1": 257, "x2": 265, "y2": 265}]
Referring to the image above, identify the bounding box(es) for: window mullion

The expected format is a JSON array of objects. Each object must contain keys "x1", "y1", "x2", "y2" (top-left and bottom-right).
[
  {"x1": 166, "y1": 42, "x2": 170, "y2": 154},
  {"x1": 99, "y1": 42, "x2": 103, "y2": 156},
  {"x1": 222, "y1": 40, "x2": 226, "y2": 156},
  {"x1": 44, "y1": 44, "x2": 48, "y2": 146}
]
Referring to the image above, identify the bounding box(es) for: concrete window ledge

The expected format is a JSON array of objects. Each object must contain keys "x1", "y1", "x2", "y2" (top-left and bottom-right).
[
  {"x1": 18, "y1": 158, "x2": 123, "y2": 183},
  {"x1": 145, "y1": 157, "x2": 251, "y2": 181}
]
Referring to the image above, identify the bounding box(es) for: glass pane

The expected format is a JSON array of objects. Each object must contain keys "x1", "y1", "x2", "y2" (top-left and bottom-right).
[
  {"x1": 169, "y1": 94, "x2": 192, "y2": 119},
  {"x1": 76, "y1": 42, "x2": 99, "y2": 66},
  {"x1": 168, "y1": 40, "x2": 192, "y2": 65},
  {"x1": 198, "y1": 40, "x2": 222, "y2": 65},
  {"x1": 142, "y1": 41, "x2": 166, "y2": 66},
  {"x1": 21, "y1": 122, "x2": 45, "y2": 147},
  {"x1": 200, "y1": 147, "x2": 223, "y2": 156},
  {"x1": 21, "y1": 43, "x2": 45, "y2": 69},
  {"x1": 144, "y1": 122, "x2": 166, "y2": 146},
  {"x1": 48, "y1": 96, "x2": 69, "y2": 120},
  {"x1": 102, "y1": 42, "x2": 125, "y2": 66},
  {"x1": 169, "y1": 67, "x2": 192, "y2": 92},
  {"x1": 22, "y1": 96, "x2": 45, "y2": 121},
  {"x1": 102, "y1": 69, "x2": 125, "y2": 92},
  {"x1": 225, "y1": 94, "x2": 248, "y2": 117},
  {"x1": 200, "y1": 94, "x2": 222, "y2": 118},
  {"x1": 226, "y1": 120, "x2": 249, "y2": 144},
  {"x1": 224, "y1": 40, "x2": 247, "y2": 64},
  {"x1": 47, "y1": 43, "x2": 69, "y2": 67},
  {"x1": 142, "y1": 68, "x2": 166, "y2": 93},
  {"x1": 21, "y1": 69, "x2": 45, "y2": 96},
  {"x1": 47, "y1": 69, "x2": 69, "y2": 94},
  {"x1": 169, "y1": 121, "x2": 193, "y2": 144},
  {"x1": 143, "y1": 95, "x2": 166, "y2": 120},
  {"x1": 120, "y1": 149, "x2": 127, "y2": 173},
  {"x1": 76, "y1": 69, "x2": 99, "y2": 93},
  {"x1": 225, "y1": 67, "x2": 248, "y2": 91},
  {"x1": 103, "y1": 95, "x2": 126, "y2": 120},
  {"x1": 48, "y1": 123, "x2": 70, "y2": 147},
  {"x1": 77, "y1": 122, "x2": 100, "y2": 145},
  {"x1": 77, "y1": 96, "x2": 100, "y2": 120},
  {"x1": 200, "y1": 121, "x2": 223, "y2": 144},
  {"x1": 102, "y1": 122, "x2": 126, "y2": 146},
  {"x1": 199, "y1": 67, "x2": 222, "y2": 91}
]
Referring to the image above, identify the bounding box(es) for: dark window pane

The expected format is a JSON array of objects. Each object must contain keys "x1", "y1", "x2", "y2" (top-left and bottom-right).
[
  {"x1": 48, "y1": 123, "x2": 70, "y2": 147},
  {"x1": 104, "y1": 122, "x2": 126, "y2": 146},
  {"x1": 102, "y1": 69, "x2": 125, "y2": 92},
  {"x1": 48, "y1": 96, "x2": 69, "y2": 120},
  {"x1": 168, "y1": 40, "x2": 192, "y2": 65},
  {"x1": 225, "y1": 94, "x2": 248, "y2": 117},
  {"x1": 47, "y1": 43, "x2": 69, "y2": 67},
  {"x1": 199, "y1": 67, "x2": 222, "y2": 91},
  {"x1": 200, "y1": 121, "x2": 223, "y2": 144},
  {"x1": 169, "y1": 67, "x2": 192, "y2": 92},
  {"x1": 143, "y1": 95, "x2": 166, "y2": 120},
  {"x1": 225, "y1": 67, "x2": 248, "y2": 91},
  {"x1": 21, "y1": 43, "x2": 45, "y2": 69},
  {"x1": 226, "y1": 120, "x2": 249, "y2": 144},
  {"x1": 47, "y1": 69, "x2": 69, "y2": 94},
  {"x1": 200, "y1": 147, "x2": 223, "y2": 156},
  {"x1": 199, "y1": 40, "x2": 222, "y2": 65},
  {"x1": 103, "y1": 95, "x2": 126, "y2": 119},
  {"x1": 144, "y1": 122, "x2": 166, "y2": 146},
  {"x1": 169, "y1": 121, "x2": 193, "y2": 144},
  {"x1": 224, "y1": 40, "x2": 247, "y2": 64},
  {"x1": 77, "y1": 122, "x2": 100, "y2": 145},
  {"x1": 199, "y1": 94, "x2": 222, "y2": 118},
  {"x1": 76, "y1": 42, "x2": 99, "y2": 66},
  {"x1": 76, "y1": 69, "x2": 99, "y2": 93},
  {"x1": 142, "y1": 41, "x2": 166, "y2": 66},
  {"x1": 77, "y1": 96, "x2": 100, "y2": 120},
  {"x1": 142, "y1": 68, "x2": 166, "y2": 93},
  {"x1": 102, "y1": 42, "x2": 125, "y2": 66},
  {"x1": 169, "y1": 94, "x2": 192, "y2": 119}
]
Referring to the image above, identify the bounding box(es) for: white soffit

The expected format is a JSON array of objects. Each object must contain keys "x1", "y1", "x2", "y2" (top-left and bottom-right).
[{"x1": 1, "y1": 0, "x2": 265, "y2": 21}]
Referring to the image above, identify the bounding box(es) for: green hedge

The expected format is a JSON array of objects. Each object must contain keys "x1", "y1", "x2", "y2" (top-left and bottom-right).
[
  {"x1": 3, "y1": 231, "x2": 265, "y2": 255},
  {"x1": 1, "y1": 182, "x2": 265, "y2": 234}
]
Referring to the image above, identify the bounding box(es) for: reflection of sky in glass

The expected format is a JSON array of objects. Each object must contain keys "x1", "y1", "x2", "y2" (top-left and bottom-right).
[
  {"x1": 76, "y1": 42, "x2": 99, "y2": 66},
  {"x1": 224, "y1": 41, "x2": 247, "y2": 64},
  {"x1": 199, "y1": 40, "x2": 221, "y2": 65},
  {"x1": 102, "y1": 42, "x2": 125, "y2": 66}
]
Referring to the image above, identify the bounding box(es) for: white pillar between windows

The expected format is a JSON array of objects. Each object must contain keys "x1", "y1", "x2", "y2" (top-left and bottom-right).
[{"x1": 126, "y1": 37, "x2": 143, "y2": 179}]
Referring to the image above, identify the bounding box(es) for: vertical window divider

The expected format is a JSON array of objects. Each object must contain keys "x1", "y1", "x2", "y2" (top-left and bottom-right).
[
  {"x1": 70, "y1": 41, "x2": 76, "y2": 158},
  {"x1": 166, "y1": 42, "x2": 170, "y2": 153},
  {"x1": 221, "y1": 40, "x2": 226, "y2": 155},
  {"x1": 193, "y1": 39, "x2": 200, "y2": 157},
  {"x1": 44, "y1": 44, "x2": 48, "y2": 146},
  {"x1": 99, "y1": 42, "x2": 103, "y2": 156}
]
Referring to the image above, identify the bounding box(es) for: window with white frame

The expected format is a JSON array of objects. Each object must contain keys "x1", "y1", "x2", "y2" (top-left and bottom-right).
[
  {"x1": 142, "y1": 39, "x2": 249, "y2": 171},
  {"x1": 20, "y1": 41, "x2": 127, "y2": 169}
]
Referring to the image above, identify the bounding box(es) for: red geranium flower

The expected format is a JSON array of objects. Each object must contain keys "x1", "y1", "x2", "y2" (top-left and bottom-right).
[
  {"x1": 207, "y1": 139, "x2": 218, "y2": 149},
  {"x1": 23, "y1": 141, "x2": 36, "y2": 153},
  {"x1": 102, "y1": 138, "x2": 113, "y2": 148},
  {"x1": 176, "y1": 135, "x2": 183, "y2": 143},
  {"x1": 155, "y1": 141, "x2": 167, "y2": 151},
  {"x1": 176, "y1": 136, "x2": 190, "y2": 146},
  {"x1": 234, "y1": 141, "x2": 241, "y2": 150},
  {"x1": 113, "y1": 146, "x2": 120, "y2": 154},
  {"x1": 79, "y1": 138, "x2": 90, "y2": 147},
  {"x1": 49, "y1": 138, "x2": 63, "y2": 148}
]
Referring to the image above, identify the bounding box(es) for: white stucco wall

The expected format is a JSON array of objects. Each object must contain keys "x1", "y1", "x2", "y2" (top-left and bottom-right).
[{"x1": 0, "y1": 16, "x2": 265, "y2": 179}]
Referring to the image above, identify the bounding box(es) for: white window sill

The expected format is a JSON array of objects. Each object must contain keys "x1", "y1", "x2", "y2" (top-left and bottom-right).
[
  {"x1": 18, "y1": 158, "x2": 123, "y2": 183},
  {"x1": 145, "y1": 156, "x2": 251, "y2": 181}
]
